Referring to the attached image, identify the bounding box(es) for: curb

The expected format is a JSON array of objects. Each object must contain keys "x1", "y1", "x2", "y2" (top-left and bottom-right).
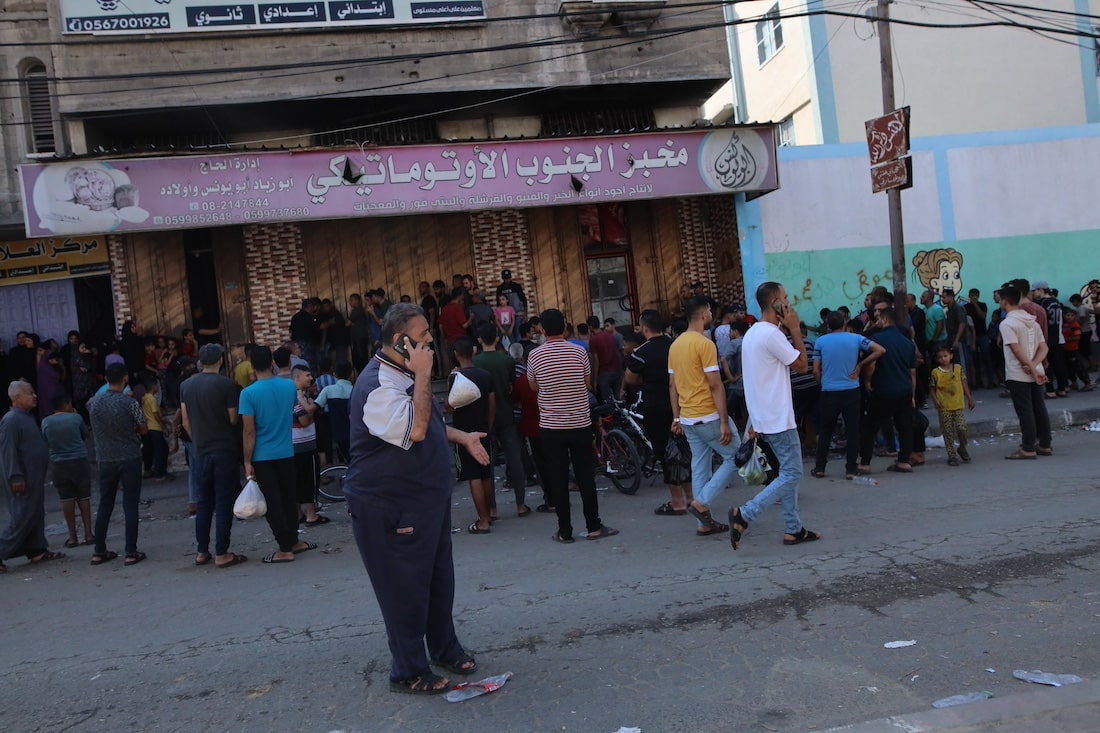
[
  {"x1": 820, "y1": 679, "x2": 1100, "y2": 733},
  {"x1": 925, "y1": 406, "x2": 1100, "y2": 439}
]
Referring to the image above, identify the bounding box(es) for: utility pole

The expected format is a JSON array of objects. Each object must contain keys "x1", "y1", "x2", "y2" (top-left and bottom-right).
[{"x1": 877, "y1": 0, "x2": 908, "y2": 316}]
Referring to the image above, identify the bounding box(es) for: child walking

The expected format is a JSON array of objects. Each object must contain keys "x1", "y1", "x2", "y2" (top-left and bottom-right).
[{"x1": 929, "y1": 347, "x2": 975, "y2": 466}]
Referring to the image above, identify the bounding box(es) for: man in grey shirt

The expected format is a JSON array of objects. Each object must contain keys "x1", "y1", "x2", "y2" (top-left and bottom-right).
[
  {"x1": 88, "y1": 364, "x2": 147, "y2": 566},
  {"x1": 181, "y1": 343, "x2": 245, "y2": 568}
]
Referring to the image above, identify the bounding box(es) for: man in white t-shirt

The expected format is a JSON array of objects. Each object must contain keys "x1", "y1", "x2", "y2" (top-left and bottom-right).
[{"x1": 727, "y1": 282, "x2": 820, "y2": 551}]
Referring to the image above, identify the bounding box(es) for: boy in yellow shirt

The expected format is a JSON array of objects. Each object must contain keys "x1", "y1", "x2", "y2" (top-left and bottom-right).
[
  {"x1": 929, "y1": 347, "x2": 975, "y2": 466},
  {"x1": 140, "y1": 377, "x2": 173, "y2": 481}
]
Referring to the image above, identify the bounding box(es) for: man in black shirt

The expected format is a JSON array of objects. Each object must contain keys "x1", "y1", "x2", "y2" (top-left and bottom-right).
[
  {"x1": 495, "y1": 269, "x2": 528, "y2": 337},
  {"x1": 624, "y1": 310, "x2": 692, "y2": 516},
  {"x1": 289, "y1": 298, "x2": 322, "y2": 372},
  {"x1": 191, "y1": 306, "x2": 222, "y2": 347},
  {"x1": 965, "y1": 288, "x2": 994, "y2": 389}
]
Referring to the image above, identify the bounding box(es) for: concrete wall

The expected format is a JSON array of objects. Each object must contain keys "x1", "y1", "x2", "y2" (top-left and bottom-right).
[
  {"x1": 754, "y1": 124, "x2": 1100, "y2": 319},
  {"x1": 727, "y1": 0, "x2": 1100, "y2": 146}
]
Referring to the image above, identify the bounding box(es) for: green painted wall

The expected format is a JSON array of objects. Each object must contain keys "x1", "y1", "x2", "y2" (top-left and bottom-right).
[{"x1": 766, "y1": 230, "x2": 1100, "y2": 321}]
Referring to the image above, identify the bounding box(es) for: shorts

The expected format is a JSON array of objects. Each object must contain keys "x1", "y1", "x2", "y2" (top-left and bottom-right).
[
  {"x1": 52, "y1": 458, "x2": 92, "y2": 501},
  {"x1": 455, "y1": 437, "x2": 492, "y2": 481}
]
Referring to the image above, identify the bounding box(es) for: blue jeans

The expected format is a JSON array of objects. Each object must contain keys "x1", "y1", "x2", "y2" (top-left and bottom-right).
[
  {"x1": 195, "y1": 449, "x2": 241, "y2": 556},
  {"x1": 681, "y1": 417, "x2": 740, "y2": 526},
  {"x1": 739, "y1": 429, "x2": 804, "y2": 535},
  {"x1": 94, "y1": 458, "x2": 143, "y2": 555}
]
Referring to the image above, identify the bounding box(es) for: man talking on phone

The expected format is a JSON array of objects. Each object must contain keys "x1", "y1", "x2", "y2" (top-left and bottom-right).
[
  {"x1": 727, "y1": 282, "x2": 821, "y2": 551},
  {"x1": 343, "y1": 303, "x2": 490, "y2": 695}
]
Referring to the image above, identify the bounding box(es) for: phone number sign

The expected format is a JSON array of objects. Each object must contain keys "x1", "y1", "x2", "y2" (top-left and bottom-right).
[{"x1": 61, "y1": 1, "x2": 486, "y2": 35}]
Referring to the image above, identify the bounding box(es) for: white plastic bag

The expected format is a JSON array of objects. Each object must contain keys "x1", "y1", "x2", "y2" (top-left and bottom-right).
[
  {"x1": 233, "y1": 477, "x2": 267, "y2": 520},
  {"x1": 447, "y1": 371, "x2": 482, "y2": 409}
]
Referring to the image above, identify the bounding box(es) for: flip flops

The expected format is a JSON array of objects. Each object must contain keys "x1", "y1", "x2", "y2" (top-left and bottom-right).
[
  {"x1": 586, "y1": 525, "x2": 619, "y2": 541},
  {"x1": 1005, "y1": 450, "x2": 1037, "y2": 460},
  {"x1": 262, "y1": 553, "x2": 295, "y2": 564},
  {"x1": 293, "y1": 541, "x2": 319, "y2": 554},
  {"x1": 467, "y1": 522, "x2": 491, "y2": 534},
  {"x1": 303, "y1": 515, "x2": 331, "y2": 526},
  {"x1": 216, "y1": 553, "x2": 248, "y2": 568}
]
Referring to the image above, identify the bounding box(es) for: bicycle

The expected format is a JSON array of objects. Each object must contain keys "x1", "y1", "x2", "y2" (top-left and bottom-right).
[
  {"x1": 609, "y1": 397, "x2": 661, "y2": 479},
  {"x1": 592, "y1": 403, "x2": 642, "y2": 494},
  {"x1": 317, "y1": 444, "x2": 349, "y2": 503}
]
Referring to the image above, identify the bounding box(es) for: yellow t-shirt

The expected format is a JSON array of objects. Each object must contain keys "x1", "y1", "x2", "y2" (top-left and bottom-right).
[
  {"x1": 234, "y1": 360, "x2": 255, "y2": 389},
  {"x1": 668, "y1": 330, "x2": 721, "y2": 420},
  {"x1": 930, "y1": 364, "x2": 964, "y2": 412},
  {"x1": 141, "y1": 392, "x2": 164, "y2": 432}
]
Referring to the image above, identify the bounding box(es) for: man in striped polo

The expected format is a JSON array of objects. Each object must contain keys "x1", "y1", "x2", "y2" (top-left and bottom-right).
[{"x1": 527, "y1": 309, "x2": 617, "y2": 544}]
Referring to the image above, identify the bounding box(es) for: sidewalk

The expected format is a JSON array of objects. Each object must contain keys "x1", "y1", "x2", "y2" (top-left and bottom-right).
[
  {"x1": 822, "y1": 679, "x2": 1100, "y2": 733},
  {"x1": 923, "y1": 384, "x2": 1100, "y2": 438}
]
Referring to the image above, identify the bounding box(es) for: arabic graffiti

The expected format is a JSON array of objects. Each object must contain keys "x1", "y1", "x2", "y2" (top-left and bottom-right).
[
  {"x1": 0, "y1": 236, "x2": 108, "y2": 285},
  {"x1": 713, "y1": 132, "x2": 757, "y2": 190}
]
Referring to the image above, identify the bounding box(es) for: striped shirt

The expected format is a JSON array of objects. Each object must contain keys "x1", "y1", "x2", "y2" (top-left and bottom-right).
[{"x1": 527, "y1": 338, "x2": 591, "y2": 430}]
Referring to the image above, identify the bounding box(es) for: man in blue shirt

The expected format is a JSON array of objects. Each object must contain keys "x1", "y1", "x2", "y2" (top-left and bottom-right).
[
  {"x1": 858, "y1": 307, "x2": 918, "y2": 474},
  {"x1": 240, "y1": 346, "x2": 316, "y2": 564},
  {"x1": 812, "y1": 311, "x2": 885, "y2": 479}
]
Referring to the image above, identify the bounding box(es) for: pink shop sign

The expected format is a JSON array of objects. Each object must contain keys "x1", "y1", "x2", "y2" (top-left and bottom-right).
[{"x1": 19, "y1": 127, "x2": 777, "y2": 238}]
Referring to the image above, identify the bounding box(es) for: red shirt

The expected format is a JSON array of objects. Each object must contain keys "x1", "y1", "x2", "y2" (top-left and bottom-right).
[
  {"x1": 439, "y1": 301, "x2": 468, "y2": 343},
  {"x1": 589, "y1": 330, "x2": 620, "y2": 375},
  {"x1": 513, "y1": 371, "x2": 541, "y2": 437}
]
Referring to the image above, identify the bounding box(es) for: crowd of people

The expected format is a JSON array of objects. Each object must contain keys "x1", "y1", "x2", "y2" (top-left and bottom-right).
[{"x1": 1, "y1": 269, "x2": 1098, "y2": 695}]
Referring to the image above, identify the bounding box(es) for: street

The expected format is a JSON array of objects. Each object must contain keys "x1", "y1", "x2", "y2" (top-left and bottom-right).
[{"x1": 2, "y1": 426, "x2": 1100, "y2": 733}]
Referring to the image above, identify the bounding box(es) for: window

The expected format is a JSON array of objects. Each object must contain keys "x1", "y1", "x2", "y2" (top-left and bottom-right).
[
  {"x1": 23, "y1": 63, "x2": 55, "y2": 154},
  {"x1": 777, "y1": 116, "x2": 795, "y2": 147},
  {"x1": 755, "y1": 4, "x2": 784, "y2": 66}
]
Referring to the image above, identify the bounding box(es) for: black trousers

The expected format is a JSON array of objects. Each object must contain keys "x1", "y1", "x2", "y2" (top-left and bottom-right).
[
  {"x1": 542, "y1": 427, "x2": 602, "y2": 539},
  {"x1": 347, "y1": 490, "x2": 464, "y2": 682},
  {"x1": 860, "y1": 394, "x2": 913, "y2": 465},
  {"x1": 252, "y1": 457, "x2": 299, "y2": 552},
  {"x1": 1006, "y1": 380, "x2": 1052, "y2": 452},
  {"x1": 815, "y1": 388, "x2": 861, "y2": 474}
]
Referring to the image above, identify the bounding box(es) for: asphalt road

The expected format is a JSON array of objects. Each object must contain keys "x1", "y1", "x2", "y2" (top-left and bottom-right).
[{"x1": 2, "y1": 425, "x2": 1099, "y2": 733}]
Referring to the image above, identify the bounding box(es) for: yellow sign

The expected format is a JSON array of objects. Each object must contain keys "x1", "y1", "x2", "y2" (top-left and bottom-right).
[{"x1": 0, "y1": 235, "x2": 110, "y2": 286}]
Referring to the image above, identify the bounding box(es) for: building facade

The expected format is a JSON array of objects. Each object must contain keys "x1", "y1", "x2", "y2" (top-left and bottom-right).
[{"x1": 1, "y1": 0, "x2": 785, "y2": 355}]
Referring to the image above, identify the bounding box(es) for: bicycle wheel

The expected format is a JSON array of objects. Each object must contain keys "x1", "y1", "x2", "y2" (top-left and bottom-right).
[
  {"x1": 317, "y1": 464, "x2": 348, "y2": 502},
  {"x1": 602, "y1": 429, "x2": 642, "y2": 495}
]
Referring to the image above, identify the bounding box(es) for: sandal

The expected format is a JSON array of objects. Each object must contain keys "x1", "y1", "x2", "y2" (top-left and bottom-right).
[
  {"x1": 30, "y1": 550, "x2": 65, "y2": 564},
  {"x1": 696, "y1": 524, "x2": 728, "y2": 537},
  {"x1": 389, "y1": 671, "x2": 450, "y2": 695},
  {"x1": 124, "y1": 551, "x2": 147, "y2": 566},
  {"x1": 216, "y1": 553, "x2": 248, "y2": 568},
  {"x1": 292, "y1": 541, "x2": 318, "y2": 554},
  {"x1": 783, "y1": 527, "x2": 821, "y2": 546},
  {"x1": 535, "y1": 504, "x2": 555, "y2": 513},
  {"x1": 551, "y1": 532, "x2": 574, "y2": 544},
  {"x1": 262, "y1": 553, "x2": 295, "y2": 564},
  {"x1": 586, "y1": 525, "x2": 619, "y2": 540},
  {"x1": 810, "y1": 468, "x2": 826, "y2": 479},
  {"x1": 467, "y1": 522, "x2": 491, "y2": 535},
  {"x1": 194, "y1": 553, "x2": 212, "y2": 566},
  {"x1": 727, "y1": 507, "x2": 749, "y2": 551},
  {"x1": 90, "y1": 551, "x2": 118, "y2": 566},
  {"x1": 654, "y1": 502, "x2": 686, "y2": 516},
  {"x1": 1005, "y1": 450, "x2": 1037, "y2": 460},
  {"x1": 1036, "y1": 448, "x2": 1053, "y2": 456},
  {"x1": 886, "y1": 463, "x2": 913, "y2": 473},
  {"x1": 64, "y1": 539, "x2": 81, "y2": 548},
  {"x1": 687, "y1": 504, "x2": 726, "y2": 533},
  {"x1": 434, "y1": 653, "x2": 477, "y2": 676},
  {"x1": 517, "y1": 506, "x2": 532, "y2": 518},
  {"x1": 303, "y1": 515, "x2": 331, "y2": 526}
]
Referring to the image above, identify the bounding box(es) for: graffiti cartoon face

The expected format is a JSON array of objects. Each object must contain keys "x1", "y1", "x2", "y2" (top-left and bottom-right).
[{"x1": 929, "y1": 260, "x2": 962, "y2": 297}]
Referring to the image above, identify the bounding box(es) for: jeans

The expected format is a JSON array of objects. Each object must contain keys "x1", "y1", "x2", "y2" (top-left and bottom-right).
[
  {"x1": 681, "y1": 417, "x2": 740, "y2": 525},
  {"x1": 195, "y1": 449, "x2": 241, "y2": 556},
  {"x1": 596, "y1": 372, "x2": 622, "y2": 405},
  {"x1": 183, "y1": 440, "x2": 201, "y2": 505},
  {"x1": 971, "y1": 335, "x2": 996, "y2": 388},
  {"x1": 541, "y1": 427, "x2": 602, "y2": 539},
  {"x1": 492, "y1": 423, "x2": 527, "y2": 507},
  {"x1": 815, "y1": 388, "x2": 861, "y2": 474},
  {"x1": 1006, "y1": 380, "x2": 1052, "y2": 452},
  {"x1": 738, "y1": 429, "x2": 804, "y2": 535},
  {"x1": 94, "y1": 458, "x2": 142, "y2": 555}
]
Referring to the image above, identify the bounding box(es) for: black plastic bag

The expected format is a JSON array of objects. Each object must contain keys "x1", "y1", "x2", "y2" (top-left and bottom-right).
[{"x1": 663, "y1": 433, "x2": 692, "y2": 485}]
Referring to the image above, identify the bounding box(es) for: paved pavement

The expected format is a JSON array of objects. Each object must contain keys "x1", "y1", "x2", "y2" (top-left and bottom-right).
[
  {"x1": 934, "y1": 384, "x2": 1100, "y2": 439},
  {"x1": 2, "y1": 392, "x2": 1100, "y2": 732}
]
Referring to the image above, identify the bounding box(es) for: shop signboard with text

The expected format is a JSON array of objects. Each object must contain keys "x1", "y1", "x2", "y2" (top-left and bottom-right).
[
  {"x1": 19, "y1": 127, "x2": 779, "y2": 238},
  {"x1": 0, "y1": 236, "x2": 110, "y2": 286},
  {"x1": 60, "y1": 1, "x2": 486, "y2": 35}
]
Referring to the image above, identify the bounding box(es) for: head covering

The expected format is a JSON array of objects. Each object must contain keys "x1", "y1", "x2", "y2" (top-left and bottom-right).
[
  {"x1": 198, "y1": 343, "x2": 225, "y2": 365},
  {"x1": 730, "y1": 302, "x2": 746, "y2": 312},
  {"x1": 501, "y1": 269, "x2": 512, "y2": 279},
  {"x1": 1031, "y1": 280, "x2": 1050, "y2": 291}
]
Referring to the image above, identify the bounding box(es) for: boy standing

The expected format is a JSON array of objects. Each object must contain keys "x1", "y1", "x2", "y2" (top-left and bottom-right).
[
  {"x1": 448, "y1": 338, "x2": 495, "y2": 534},
  {"x1": 929, "y1": 347, "x2": 975, "y2": 466},
  {"x1": 140, "y1": 377, "x2": 172, "y2": 481},
  {"x1": 41, "y1": 394, "x2": 94, "y2": 547}
]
